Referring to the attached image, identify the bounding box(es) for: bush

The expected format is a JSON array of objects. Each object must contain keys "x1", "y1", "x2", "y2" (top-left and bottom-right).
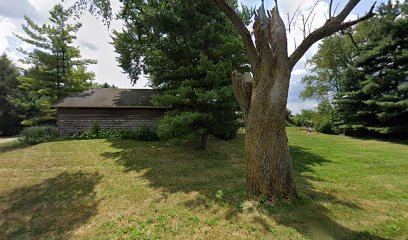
[
  {"x1": 74, "y1": 126, "x2": 159, "y2": 141},
  {"x1": 90, "y1": 122, "x2": 101, "y2": 135},
  {"x1": 19, "y1": 126, "x2": 59, "y2": 145},
  {"x1": 290, "y1": 107, "x2": 337, "y2": 134},
  {"x1": 213, "y1": 124, "x2": 240, "y2": 140},
  {"x1": 313, "y1": 117, "x2": 335, "y2": 134},
  {"x1": 134, "y1": 126, "x2": 159, "y2": 141},
  {"x1": 285, "y1": 120, "x2": 294, "y2": 127}
]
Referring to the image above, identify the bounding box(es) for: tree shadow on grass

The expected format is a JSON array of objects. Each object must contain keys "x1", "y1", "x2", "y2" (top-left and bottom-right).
[
  {"x1": 0, "y1": 141, "x2": 31, "y2": 154},
  {"x1": 0, "y1": 171, "x2": 102, "y2": 239},
  {"x1": 101, "y1": 136, "x2": 388, "y2": 239}
]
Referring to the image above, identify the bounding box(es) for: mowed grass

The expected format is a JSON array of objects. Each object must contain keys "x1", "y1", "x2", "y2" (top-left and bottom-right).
[{"x1": 0, "y1": 127, "x2": 407, "y2": 239}]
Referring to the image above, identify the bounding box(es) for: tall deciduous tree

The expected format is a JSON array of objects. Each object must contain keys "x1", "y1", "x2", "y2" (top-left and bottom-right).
[
  {"x1": 69, "y1": 0, "x2": 375, "y2": 200},
  {"x1": 212, "y1": 0, "x2": 375, "y2": 199},
  {"x1": 299, "y1": 17, "x2": 374, "y2": 103},
  {"x1": 300, "y1": 34, "x2": 356, "y2": 102},
  {"x1": 112, "y1": 0, "x2": 250, "y2": 149},
  {"x1": 15, "y1": 4, "x2": 96, "y2": 125}
]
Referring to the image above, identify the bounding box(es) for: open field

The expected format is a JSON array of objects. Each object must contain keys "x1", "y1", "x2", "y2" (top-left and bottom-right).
[{"x1": 0, "y1": 128, "x2": 407, "y2": 239}]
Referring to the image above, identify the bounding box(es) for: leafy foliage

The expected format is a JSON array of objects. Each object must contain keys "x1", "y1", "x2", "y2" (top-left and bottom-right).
[
  {"x1": 291, "y1": 101, "x2": 336, "y2": 134},
  {"x1": 301, "y1": 1, "x2": 407, "y2": 138},
  {"x1": 73, "y1": 124, "x2": 159, "y2": 141},
  {"x1": 111, "y1": 0, "x2": 250, "y2": 148},
  {"x1": 300, "y1": 33, "x2": 356, "y2": 102},
  {"x1": 19, "y1": 126, "x2": 59, "y2": 145},
  {"x1": 95, "y1": 82, "x2": 118, "y2": 88},
  {"x1": 335, "y1": 1, "x2": 408, "y2": 137}
]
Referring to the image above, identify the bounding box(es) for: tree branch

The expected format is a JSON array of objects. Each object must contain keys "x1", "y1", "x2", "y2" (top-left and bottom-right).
[
  {"x1": 288, "y1": 0, "x2": 375, "y2": 69},
  {"x1": 341, "y1": 30, "x2": 359, "y2": 49},
  {"x1": 287, "y1": 4, "x2": 300, "y2": 33},
  {"x1": 211, "y1": 0, "x2": 258, "y2": 67},
  {"x1": 339, "y1": 4, "x2": 376, "y2": 28},
  {"x1": 329, "y1": 0, "x2": 334, "y2": 19}
]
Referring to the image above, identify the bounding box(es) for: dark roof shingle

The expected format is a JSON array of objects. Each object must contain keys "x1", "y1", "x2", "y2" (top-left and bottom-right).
[{"x1": 54, "y1": 88, "x2": 167, "y2": 108}]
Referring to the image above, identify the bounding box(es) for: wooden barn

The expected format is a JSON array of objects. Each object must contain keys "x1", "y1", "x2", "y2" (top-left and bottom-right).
[{"x1": 54, "y1": 88, "x2": 168, "y2": 136}]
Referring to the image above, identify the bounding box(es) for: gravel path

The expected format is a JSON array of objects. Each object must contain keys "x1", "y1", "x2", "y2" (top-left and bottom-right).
[{"x1": 0, "y1": 137, "x2": 18, "y2": 144}]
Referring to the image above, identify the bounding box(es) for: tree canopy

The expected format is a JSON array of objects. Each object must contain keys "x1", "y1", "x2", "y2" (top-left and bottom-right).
[
  {"x1": 336, "y1": 1, "x2": 408, "y2": 136},
  {"x1": 112, "y1": 0, "x2": 252, "y2": 148},
  {"x1": 301, "y1": 1, "x2": 408, "y2": 137}
]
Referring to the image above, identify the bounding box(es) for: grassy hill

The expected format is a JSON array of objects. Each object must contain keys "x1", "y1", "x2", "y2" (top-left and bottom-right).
[{"x1": 0, "y1": 127, "x2": 407, "y2": 239}]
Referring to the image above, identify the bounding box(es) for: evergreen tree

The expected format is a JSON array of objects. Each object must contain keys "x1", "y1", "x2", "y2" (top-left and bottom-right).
[
  {"x1": 0, "y1": 54, "x2": 23, "y2": 135},
  {"x1": 112, "y1": 0, "x2": 251, "y2": 149},
  {"x1": 336, "y1": 1, "x2": 408, "y2": 137},
  {"x1": 15, "y1": 4, "x2": 96, "y2": 126}
]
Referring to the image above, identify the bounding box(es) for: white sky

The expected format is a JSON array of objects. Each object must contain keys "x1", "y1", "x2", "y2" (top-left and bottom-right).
[{"x1": 0, "y1": 0, "x2": 382, "y2": 113}]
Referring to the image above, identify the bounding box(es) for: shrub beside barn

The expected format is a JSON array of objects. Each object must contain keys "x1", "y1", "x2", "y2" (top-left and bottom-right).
[{"x1": 54, "y1": 89, "x2": 168, "y2": 136}]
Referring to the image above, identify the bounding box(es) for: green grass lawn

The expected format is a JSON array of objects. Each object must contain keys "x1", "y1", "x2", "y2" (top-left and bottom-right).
[{"x1": 0, "y1": 127, "x2": 407, "y2": 239}]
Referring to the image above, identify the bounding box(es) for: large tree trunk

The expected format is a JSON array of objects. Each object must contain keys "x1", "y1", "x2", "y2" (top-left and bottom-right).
[
  {"x1": 229, "y1": 5, "x2": 297, "y2": 200},
  {"x1": 213, "y1": 0, "x2": 374, "y2": 201},
  {"x1": 246, "y1": 71, "x2": 296, "y2": 199},
  {"x1": 233, "y1": 61, "x2": 296, "y2": 200}
]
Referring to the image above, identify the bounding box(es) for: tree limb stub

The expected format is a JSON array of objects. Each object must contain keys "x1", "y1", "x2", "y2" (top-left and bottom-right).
[
  {"x1": 253, "y1": 2, "x2": 287, "y2": 71},
  {"x1": 269, "y1": 6, "x2": 287, "y2": 60},
  {"x1": 254, "y1": 2, "x2": 273, "y2": 58},
  {"x1": 232, "y1": 71, "x2": 253, "y2": 124},
  {"x1": 288, "y1": 0, "x2": 376, "y2": 69}
]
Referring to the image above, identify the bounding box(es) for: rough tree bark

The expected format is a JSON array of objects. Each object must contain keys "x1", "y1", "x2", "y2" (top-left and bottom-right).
[{"x1": 213, "y1": 0, "x2": 375, "y2": 200}]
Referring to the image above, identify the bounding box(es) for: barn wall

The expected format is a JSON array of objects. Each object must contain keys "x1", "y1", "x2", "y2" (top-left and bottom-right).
[{"x1": 57, "y1": 108, "x2": 167, "y2": 136}]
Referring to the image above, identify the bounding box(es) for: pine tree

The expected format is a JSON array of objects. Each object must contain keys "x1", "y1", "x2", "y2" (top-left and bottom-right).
[
  {"x1": 15, "y1": 4, "x2": 96, "y2": 125},
  {"x1": 336, "y1": 1, "x2": 408, "y2": 137},
  {"x1": 112, "y1": 0, "x2": 251, "y2": 149},
  {"x1": 0, "y1": 54, "x2": 23, "y2": 135}
]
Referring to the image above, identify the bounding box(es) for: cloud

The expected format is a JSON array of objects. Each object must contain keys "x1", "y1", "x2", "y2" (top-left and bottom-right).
[
  {"x1": 287, "y1": 101, "x2": 317, "y2": 114},
  {"x1": 0, "y1": 17, "x2": 26, "y2": 67},
  {"x1": 0, "y1": 0, "x2": 135, "y2": 88},
  {"x1": 0, "y1": 0, "x2": 43, "y2": 21},
  {"x1": 0, "y1": 18, "x2": 15, "y2": 53},
  {"x1": 79, "y1": 40, "x2": 98, "y2": 51},
  {"x1": 292, "y1": 69, "x2": 307, "y2": 76}
]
